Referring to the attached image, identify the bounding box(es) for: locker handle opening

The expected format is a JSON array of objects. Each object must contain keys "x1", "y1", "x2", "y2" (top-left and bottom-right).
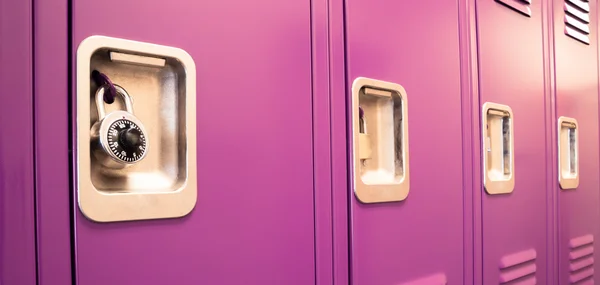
[
  {"x1": 352, "y1": 77, "x2": 409, "y2": 204},
  {"x1": 482, "y1": 102, "x2": 515, "y2": 195},
  {"x1": 558, "y1": 117, "x2": 579, "y2": 190}
]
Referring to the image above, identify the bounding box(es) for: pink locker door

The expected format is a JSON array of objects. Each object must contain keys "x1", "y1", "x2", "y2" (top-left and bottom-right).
[
  {"x1": 553, "y1": 0, "x2": 600, "y2": 283},
  {"x1": 0, "y1": 0, "x2": 36, "y2": 284},
  {"x1": 343, "y1": 0, "x2": 467, "y2": 284},
  {"x1": 474, "y1": 1, "x2": 549, "y2": 284},
  {"x1": 58, "y1": 0, "x2": 317, "y2": 284}
]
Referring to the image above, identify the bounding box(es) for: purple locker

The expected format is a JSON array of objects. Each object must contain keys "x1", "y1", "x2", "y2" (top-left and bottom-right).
[
  {"x1": 0, "y1": 0, "x2": 37, "y2": 284},
  {"x1": 552, "y1": 0, "x2": 600, "y2": 283},
  {"x1": 73, "y1": 2, "x2": 314, "y2": 284},
  {"x1": 343, "y1": 0, "x2": 466, "y2": 284},
  {"x1": 33, "y1": 0, "x2": 324, "y2": 284},
  {"x1": 474, "y1": 0, "x2": 549, "y2": 284}
]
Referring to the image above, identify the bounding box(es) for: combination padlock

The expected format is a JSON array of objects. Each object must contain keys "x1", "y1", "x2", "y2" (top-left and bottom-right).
[{"x1": 90, "y1": 84, "x2": 149, "y2": 169}]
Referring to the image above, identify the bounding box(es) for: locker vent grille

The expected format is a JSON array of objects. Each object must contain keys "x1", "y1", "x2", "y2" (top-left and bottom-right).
[
  {"x1": 564, "y1": 0, "x2": 591, "y2": 44},
  {"x1": 495, "y1": 0, "x2": 532, "y2": 17},
  {"x1": 569, "y1": 234, "x2": 594, "y2": 284},
  {"x1": 499, "y1": 249, "x2": 537, "y2": 284}
]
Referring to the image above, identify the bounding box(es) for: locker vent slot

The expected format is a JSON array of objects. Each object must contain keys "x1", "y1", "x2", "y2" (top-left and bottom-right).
[
  {"x1": 499, "y1": 249, "x2": 537, "y2": 284},
  {"x1": 564, "y1": 0, "x2": 591, "y2": 44},
  {"x1": 495, "y1": 0, "x2": 532, "y2": 17},
  {"x1": 569, "y1": 234, "x2": 594, "y2": 284},
  {"x1": 397, "y1": 273, "x2": 447, "y2": 285}
]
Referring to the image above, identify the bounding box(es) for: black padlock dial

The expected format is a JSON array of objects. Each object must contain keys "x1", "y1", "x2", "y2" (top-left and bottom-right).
[{"x1": 107, "y1": 119, "x2": 147, "y2": 162}]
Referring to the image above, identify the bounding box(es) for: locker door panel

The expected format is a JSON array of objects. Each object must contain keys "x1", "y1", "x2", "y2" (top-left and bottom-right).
[
  {"x1": 475, "y1": 1, "x2": 548, "y2": 284},
  {"x1": 344, "y1": 1, "x2": 465, "y2": 284},
  {"x1": 72, "y1": 1, "x2": 316, "y2": 284},
  {"x1": 553, "y1": 0, "x2": 600, "y2": 283}
]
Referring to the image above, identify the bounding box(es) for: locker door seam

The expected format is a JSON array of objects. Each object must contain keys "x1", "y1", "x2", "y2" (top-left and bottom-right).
[
  {"x1": 68, "y1": 0, "x2": 78, "y2": 283},
  {"x1": 31, "y1": 0, "x2": 41, "y2": 281}
]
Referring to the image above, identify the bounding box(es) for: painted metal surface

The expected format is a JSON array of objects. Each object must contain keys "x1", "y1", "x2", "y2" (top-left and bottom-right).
[
  {"x1": 0, "y1": 0, "x2": 37, "y2": 284},
  {"x1": 457, "y1": 0, "x2": 479, "y2": 284},
  {"x1": 34, "y1": 0, "x2": 74, "y2": 283},
  {"x1": 311, "y1": 0, "x2": 335, "y2": 282},
  {"x1": 343, "y1": 0, "x2": 465, "y2": 284},
  {"x1": 75, "y1": 36, "x2": 198, "y2": 223},
  {"x1": 552, "y1": 0, "x2": 600, "y2": 283},
  {"x1": 22, "y1": 1, "x2": 600, "y2": 285},
  {"x1": 475, "y1": 1, "x2": 548, "y2": 284},
  {"x1": 328, "y1": 0, "x2": 351, "y2": 284},
  {"x1": 70, "y1": 0, "x2": 316, "y2": 284}
]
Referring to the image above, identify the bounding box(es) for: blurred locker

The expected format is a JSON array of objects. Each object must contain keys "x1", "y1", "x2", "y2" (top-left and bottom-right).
[
  {"x1": 552, "y1": 0, "x2": 600, "y2": 283},
  {"x1": 474, "y1": 0, "x2": 549, "y2": 284}
]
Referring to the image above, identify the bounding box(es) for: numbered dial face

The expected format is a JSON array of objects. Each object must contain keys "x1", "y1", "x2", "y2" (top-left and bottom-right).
[{"x1": 106, "y1": 119, "x2": 147, "y2": 163}]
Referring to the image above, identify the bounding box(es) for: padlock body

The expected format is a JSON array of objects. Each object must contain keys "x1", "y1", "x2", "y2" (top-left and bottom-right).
[
  {"x1": 358, "y1": 133, "x2": 372, "y2": 160},
  {"x1": 91, "y1": 110, "x2": 148, "y2": 169}
]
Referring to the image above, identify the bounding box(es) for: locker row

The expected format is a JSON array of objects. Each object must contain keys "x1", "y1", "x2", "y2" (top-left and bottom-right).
[{"x1": 1, "y1": 0, "x2": 599, "y2": 284}]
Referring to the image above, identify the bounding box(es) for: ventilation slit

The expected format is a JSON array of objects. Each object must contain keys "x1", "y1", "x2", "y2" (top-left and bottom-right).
[
  {"x1": 564, "y1": 0, "x2": 591, "y2": 44},
  {"x1": 495, "y1": 0, "x2": 532, "y2": 17},
  {"x1": 499, "y1": 249, "x2": 537, "y2": 284}
]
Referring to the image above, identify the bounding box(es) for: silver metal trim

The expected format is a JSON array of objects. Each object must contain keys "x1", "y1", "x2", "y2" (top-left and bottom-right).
[
  {"x1": 351, "y1": 77, "x2": 410, "y2": 204},
  {"x1": 76, "y1": 35, "x2": 197, "y2": 222},
  {"x1": 558, "y1": 116, "x2": 579, "y2": 190},
  {"x1": 482, "y1": 102, "x2": 515, "y2": 195}
]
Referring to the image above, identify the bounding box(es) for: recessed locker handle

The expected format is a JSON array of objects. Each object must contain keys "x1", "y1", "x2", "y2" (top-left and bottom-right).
[
  {"x1": 352, "y1": 77, "x2": 409, "y2": 204},
  {"x1": 482, "y1": 102, "x2": 515, "y2": 195},
  {"x1": 558, "y1": 116, "x2": 579, "y2": 190}
]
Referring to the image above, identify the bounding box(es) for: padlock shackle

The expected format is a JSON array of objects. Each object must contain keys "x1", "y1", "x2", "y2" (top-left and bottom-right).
[
  {"x1": 358, "y1": 106, "x2": 367, "y2": 134},
  {"x1": 95, "y1": 84, "x2": 135, "y2": 120}
]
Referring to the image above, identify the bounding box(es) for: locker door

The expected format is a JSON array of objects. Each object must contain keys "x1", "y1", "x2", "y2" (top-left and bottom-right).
[
  {"x1": 553, "y1": 0, "x2": 600, "y2": 283},
  {"x1": 0, "y1": 0, "x2": 37, "y2": 284},
  {"x1": 70, "y1": 1, "x2": 316, "y2": 284},
  {"x1": 475, "y1": 1, "x2": 548, "y2": 284},
  {"x1": 344, "y1": 1, "x2": 466, "y2": 284}
]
